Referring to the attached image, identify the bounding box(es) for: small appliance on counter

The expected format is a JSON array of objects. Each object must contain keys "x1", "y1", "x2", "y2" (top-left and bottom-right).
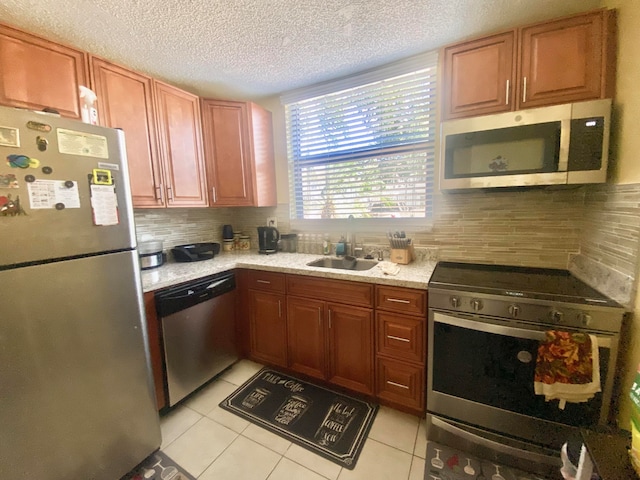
[
  {"x1": 139, "y1": 240, "x2": 166, "y2": 270},
  {"x1": 279, "y1": 233, "x2": 298, "y2": 252},
  {"x1": 171, "y1": 242, "x2": 220, "y2": 262},
  {"x1": 258, "y1": 226, "x2": 279, "y2": 254}
]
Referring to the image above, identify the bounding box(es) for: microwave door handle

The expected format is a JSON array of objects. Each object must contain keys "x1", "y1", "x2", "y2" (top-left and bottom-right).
[
  {"x1": 432, "y1": 312, "x2": 612, "y2": 347},
  {"x1": 557, "y1": 118, "x2": 571, "y2": 172}
]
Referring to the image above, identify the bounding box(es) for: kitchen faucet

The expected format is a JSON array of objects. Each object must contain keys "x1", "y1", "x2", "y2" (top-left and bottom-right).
[{"x1": 345, "y1": 215, "x2": 361, "y2": 257}]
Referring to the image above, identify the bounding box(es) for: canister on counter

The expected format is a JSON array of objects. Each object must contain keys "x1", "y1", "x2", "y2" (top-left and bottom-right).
[
  {"x1": 223, "y1": 239, "x2": 235, "y2": 252},
  {"x1": 238, "y1": 235, "x2": 251, "y2": 251}
]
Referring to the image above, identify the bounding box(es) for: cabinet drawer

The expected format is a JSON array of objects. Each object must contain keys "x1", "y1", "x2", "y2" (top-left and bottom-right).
[
  {"x1": 287, "y1": 275, "x2": 373, "y2": 307},
  {"x1": 376, "y1": 285, "x2": 426, "y2": 316},
  {"x1": 247, "y1": 270, "x2": 286, "y2": 293},
  {"x1": 376, "y1": 312, "x2": 425, "y2": 364},
  {"x1": 376, "y1": 357, "x2": 424, "y2": 411}
]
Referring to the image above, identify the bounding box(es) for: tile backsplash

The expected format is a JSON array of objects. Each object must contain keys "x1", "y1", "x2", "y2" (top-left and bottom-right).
[{"x1": 134, "y1": 183, "x2": 640, "y2": 300}]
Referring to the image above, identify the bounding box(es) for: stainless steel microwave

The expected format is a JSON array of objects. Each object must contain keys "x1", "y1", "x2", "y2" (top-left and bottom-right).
[{"x1": 440, "y1": 99, "x2": 612, "y2": 190}]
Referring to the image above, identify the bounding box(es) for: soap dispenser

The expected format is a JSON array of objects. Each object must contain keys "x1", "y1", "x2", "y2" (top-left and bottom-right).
[{"x1": 335, "y1": 235, "x2": 346, "y2": 256}]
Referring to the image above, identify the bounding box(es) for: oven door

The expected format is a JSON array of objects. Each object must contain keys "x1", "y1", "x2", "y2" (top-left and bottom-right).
[{"x1": 427, "y1": 310, "x2": 616, "y2": 449}]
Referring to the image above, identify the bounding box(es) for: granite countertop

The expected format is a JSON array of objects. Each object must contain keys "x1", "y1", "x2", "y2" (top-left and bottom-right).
[{"x1": 141, "y1": 251, "x2": 437, "y2": 293}]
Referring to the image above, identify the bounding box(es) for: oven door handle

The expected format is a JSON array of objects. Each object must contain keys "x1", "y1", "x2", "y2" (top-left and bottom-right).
[
  {"x1": 433, "y1": 312, "x2": 612, "y2": 347},
  {"x1": 428, "y1": 415, "x2": 562, "y2": 468}
]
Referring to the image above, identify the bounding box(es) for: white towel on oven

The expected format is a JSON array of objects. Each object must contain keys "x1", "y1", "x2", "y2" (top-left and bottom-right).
[{"x1": 534, "y1": 333, "x2": 601, "y2": 410}]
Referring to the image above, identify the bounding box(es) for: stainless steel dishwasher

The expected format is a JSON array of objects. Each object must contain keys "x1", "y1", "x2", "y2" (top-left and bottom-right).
[{"x1": 156, "y1": 272, "x2": 238, "y2": 406}]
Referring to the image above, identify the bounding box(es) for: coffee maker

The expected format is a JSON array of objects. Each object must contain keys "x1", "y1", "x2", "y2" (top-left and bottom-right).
[{"x1": 257, "y1": 226, "x2": 279, "y2": 254}]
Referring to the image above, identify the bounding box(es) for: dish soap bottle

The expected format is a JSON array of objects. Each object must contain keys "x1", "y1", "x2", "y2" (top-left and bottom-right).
[
  {"x1": 335, "y1": 235, "x2": 346, "y2": 256},
  {"x1": 322, "y1": 234, "x2": 330, "y2": 255}
]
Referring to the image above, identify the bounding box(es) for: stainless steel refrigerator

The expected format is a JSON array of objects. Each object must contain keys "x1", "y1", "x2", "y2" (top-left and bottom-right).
[{"x1": 0, "y1": 105, "x2": 161, "y2": 479}]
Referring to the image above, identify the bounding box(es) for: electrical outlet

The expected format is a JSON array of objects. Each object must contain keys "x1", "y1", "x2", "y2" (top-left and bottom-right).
[{"x1": 267, "y1": 217, "x2": 277, "y2": 228}]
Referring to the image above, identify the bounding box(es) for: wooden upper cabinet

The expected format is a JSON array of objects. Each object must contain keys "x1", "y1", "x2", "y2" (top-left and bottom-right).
[
  {"x1": 442, "y1": 31, "x2": 515, "y2": 120},
  {"x1": 518, "y1": 10, "x2": 614, "y2": 109},
  {"x1": 441, "y1": 8, "x2": 616, "y2": 120},
  {"x1": 154, "y1": 82, "x2": 208, "y2": 207},
  {"x1": 201, "y1": 99, "x2": 276, "y2": 207},
  {"x1": 90, "y1": 58, "x2": 164, "y2": 208},
  {"x1": 0, "y1": 23, "x2": 88, "y2": 119}
]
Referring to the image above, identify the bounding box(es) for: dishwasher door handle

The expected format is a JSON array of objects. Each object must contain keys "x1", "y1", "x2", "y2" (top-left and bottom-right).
[{"x1": 207, "y1": 278, "x2": 232, "y2": 290}]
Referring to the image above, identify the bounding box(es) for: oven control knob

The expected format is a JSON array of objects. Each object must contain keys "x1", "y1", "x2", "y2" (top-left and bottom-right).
[
  {"x1": 508, "y1": 304, "x2": 520, "y2": 318},
  {"x1": 450, "y1": 296, "x2": 461, "y2": 308},
  {"x1": 549, "y1": 309, "x2": 564, "y2": 323},
  {"x1": 471, "y1": 299, "x2": 483, "y2": 311},
  {"x1": 578, "y1": 312, "x2": 592, "y2": 327}
]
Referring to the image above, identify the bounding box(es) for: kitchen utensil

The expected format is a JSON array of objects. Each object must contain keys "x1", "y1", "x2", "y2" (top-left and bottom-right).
[
  {"x1": 492, "y1": 465, "x2": 506, "y2": 480},
  {"x1": 464, "y1": 458, "x2": 475, "y2": 475},
  {"x1": 431, "y1": 448, "x2": 444, "y2": 469}
]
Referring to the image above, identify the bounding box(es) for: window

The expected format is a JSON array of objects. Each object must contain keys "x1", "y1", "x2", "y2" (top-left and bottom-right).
[{"x1": 282, "y1": 52, "x2": 437, "y2": 222}]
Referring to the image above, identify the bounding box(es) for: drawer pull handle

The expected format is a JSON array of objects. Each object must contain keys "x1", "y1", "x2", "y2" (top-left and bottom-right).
[
  {"x1": 388, "y1": 298, "x2": 411, "y2": 304},
  {"x1": 387, "y1": 381, "x2": 409, "y2": 389},
  {"x1": 387, "y1": 335, "x2": 410, "y2": 343},
  {"x1": 256, "y1": 280, "x2": 271, "y2": 284}
]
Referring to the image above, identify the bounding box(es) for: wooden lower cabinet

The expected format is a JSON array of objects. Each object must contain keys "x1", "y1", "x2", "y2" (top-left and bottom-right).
[
  {"x1": 287, "y1": 296, "x2": 326, "y2": 380},
  {"x1": 249, "y1": 289, "x2": 287, "y2": 367},
  {"x1": 376, "y1": 357, "x2": 424, "y2": 412},
  {"x1": 287, "y1": 295, "x2": 374, "y2": 396},
  {"x1": 326, "y1": 303, "x2": 374, "y2": 395},
  {"x1": 143, "y1": 291, "x2": 166, "y2": 411},
  {"x1": 375, "y1": 285, "x2": 427, "y2": 415}
]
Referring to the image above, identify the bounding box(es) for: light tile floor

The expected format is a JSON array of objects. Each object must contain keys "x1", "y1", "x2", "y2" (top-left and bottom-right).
[{"x1": 159, "y1": 360, "x2": 427, "y2": 480}]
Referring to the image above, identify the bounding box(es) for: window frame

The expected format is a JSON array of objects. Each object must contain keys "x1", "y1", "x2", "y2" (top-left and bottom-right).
[{"x1": 281, "y1": 51, "x2": 439, "y2": 231}]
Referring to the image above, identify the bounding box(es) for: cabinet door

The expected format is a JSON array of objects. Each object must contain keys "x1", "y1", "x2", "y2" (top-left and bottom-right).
[
  {"x1": 287, "y1": 296, "x2": 326, "y2": 381},
  {"x1": 201, "y1": 100, "x2": 254, "y2": 206},
  {"x1": 90, "y1": 58, "x2": 164, "y2": 208},
  {"x1": 327, "y1": 303, "x2": 374, "y2": 395},
  {"x1": 154, "y1": 82, "x2": 208, "y2": 207},
  {"x1": 442, "y1": 31, "x2": 515, "y2": 120},
  {"x1": 143, "y1": 291, "x2": 166, "y2": 411},
  {"x1": 518, "y1": 11, "x2": 607, "y2": 108},
  {"x1": 249, "y1": 290, "x2": 287, "y2": 367},
  {"x1": 0, "y1": 24, "x2": 88, "y2": 119}
]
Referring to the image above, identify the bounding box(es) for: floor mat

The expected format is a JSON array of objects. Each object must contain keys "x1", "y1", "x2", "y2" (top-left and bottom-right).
[
  {"x1": 220, "y1": 367, "x2": 378, "y2": 469},
  {"x1": 121, "y1": 450, "x2": 196, "y2": 480}
]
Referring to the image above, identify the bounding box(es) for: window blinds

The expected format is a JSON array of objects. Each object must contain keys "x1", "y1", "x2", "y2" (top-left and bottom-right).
[{"x1": 283, "y1": 52, "x2": 438, "y2": 220}]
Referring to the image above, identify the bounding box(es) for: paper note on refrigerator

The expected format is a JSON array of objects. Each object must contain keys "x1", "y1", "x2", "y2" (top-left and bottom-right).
[
  {"x1": 27, "y1": 180, "x2": 80, "y2": 209},
  {"x1": 90, "y1": 184, "x2": 119, "y2": 225}
]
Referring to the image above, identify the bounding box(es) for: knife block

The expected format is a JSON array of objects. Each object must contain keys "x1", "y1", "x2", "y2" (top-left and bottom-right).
[{"x1": 390, "y1": 244, "x2": 414, "y2": 264}]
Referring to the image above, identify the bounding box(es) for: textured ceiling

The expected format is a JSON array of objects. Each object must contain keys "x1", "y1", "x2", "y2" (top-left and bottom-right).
[{"x1": 1, "y1": 0, "x2": 601, "y2": 100}]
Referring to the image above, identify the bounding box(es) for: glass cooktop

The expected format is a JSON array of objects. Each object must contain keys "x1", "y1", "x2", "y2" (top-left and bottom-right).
[{"x1": 428, "y1": 261, "x2": 621, "y2": 307}]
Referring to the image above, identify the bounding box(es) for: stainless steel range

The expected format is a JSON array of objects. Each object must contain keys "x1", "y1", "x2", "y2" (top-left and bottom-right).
[{"x1": 426, "y1": 261, "x2": 626, "y2": 476}]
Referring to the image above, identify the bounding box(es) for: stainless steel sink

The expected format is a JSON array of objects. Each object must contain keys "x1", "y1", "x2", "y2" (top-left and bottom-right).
[{"x1": 306, "y1": 256, "x2": 378, "y2": 271}]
